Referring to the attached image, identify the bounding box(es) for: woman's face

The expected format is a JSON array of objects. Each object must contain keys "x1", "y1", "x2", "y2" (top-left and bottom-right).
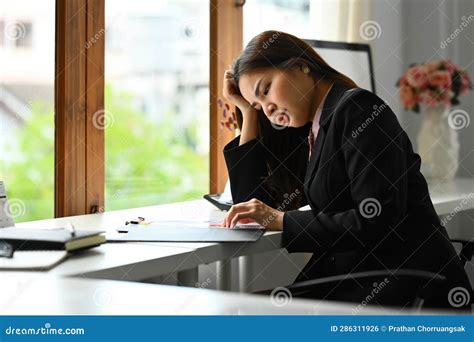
[{"x1": 238, "y1": 66, "x2": 320, "y2": 127}]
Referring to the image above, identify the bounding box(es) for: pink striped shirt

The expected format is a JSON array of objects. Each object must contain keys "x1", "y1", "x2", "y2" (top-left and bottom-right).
[{"x1": 308, "y1": 84, "x2": 333, "y2": 160}]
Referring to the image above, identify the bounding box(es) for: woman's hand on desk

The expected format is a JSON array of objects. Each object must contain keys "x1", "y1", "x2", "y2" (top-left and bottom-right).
[{"x1": 223, "y1": 198, "x2": 284, "y2": 231}]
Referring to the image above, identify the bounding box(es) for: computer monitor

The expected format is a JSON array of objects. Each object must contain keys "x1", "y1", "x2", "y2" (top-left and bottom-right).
[{"x1": 304, "y1": 39, "x2": 376, "y2": 94}]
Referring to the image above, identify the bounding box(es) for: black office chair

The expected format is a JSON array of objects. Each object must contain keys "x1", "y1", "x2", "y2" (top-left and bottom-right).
[
  {"x1": 451, "y1": 238, "x2": 474, "y2": 267},
  {"x1": 285, "y1": 269, "x2": 446, "y2": 310},
  {"x1": 283, "y1": 239, "x2": 474, "y2": 311}
]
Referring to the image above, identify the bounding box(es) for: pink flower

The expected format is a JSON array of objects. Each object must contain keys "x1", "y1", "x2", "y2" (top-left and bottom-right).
[
  {"x1": 418, "y1": 90, "x2": 439, "y2": 108},
  {"x1": 442, "y1": 59, "x2": 457, "y2": 74},
  {"x1": 399, "y1": 60, "x2": 471, "y2": 112},
  {"x1": 405, "y1": 65, "x2": 429, "y2": 88},
  {"x1": 435, "y1": 89, "x2": 453, "y2": 106},
  {"x1": 425, "y1": 60, "x2": 442, "y2": 73},
  {"x1": 399, "y1": 85, "x2": 417, "y2": 108},
  {"x1": 428, "y1": 70, "x2": 452, "y2": 89},
  {"x1": 398, "y1": 75, "x2": 409, "y2": 87},
  {"x1": 460, "y1": 73, "x2": 471, "y2": 96}
]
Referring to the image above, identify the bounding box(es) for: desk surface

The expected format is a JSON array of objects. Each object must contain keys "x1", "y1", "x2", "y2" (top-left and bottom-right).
[
  {"x1": 427, "y1": 178, "x2": 474, "y2": 216},
  {"x1": 0, "y1": 273, "x2": 438, "y2": 315},
  {"x1": 11, "y1": 177, "x2": 474, "y2": 282},
  {"x1": 3, "y1": 178, "x2": 473, "y2": 314}
]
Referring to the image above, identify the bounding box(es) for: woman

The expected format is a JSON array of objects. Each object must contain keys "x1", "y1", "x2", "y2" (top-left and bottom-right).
[{"x1": 221, "y1": 31, "x2": 470, "y2": 309}]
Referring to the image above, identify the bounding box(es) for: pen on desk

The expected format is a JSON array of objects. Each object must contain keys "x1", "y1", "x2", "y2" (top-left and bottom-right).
[
  {"x1": 65, "y1": 222, "x2": 76, "y2": 237},
  {"x1": 125, "y1": 217, "x2": 148, "y2": 225},
  {"x1": 125, "y1": 220, "x2": 140, "y2": 225}
]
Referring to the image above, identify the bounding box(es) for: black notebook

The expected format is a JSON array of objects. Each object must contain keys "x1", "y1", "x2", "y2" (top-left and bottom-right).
[{"x1": 0, "y1": 227, "x2": 106, "y2": 252}]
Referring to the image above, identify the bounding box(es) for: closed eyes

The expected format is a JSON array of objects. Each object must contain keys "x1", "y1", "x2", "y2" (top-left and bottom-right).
[
  {"x1": 263, "y1": 83, "x2": 271, "y2": 96},
  {"x1": 251, "y1": 83, "x2": 271, "y2": 110}
]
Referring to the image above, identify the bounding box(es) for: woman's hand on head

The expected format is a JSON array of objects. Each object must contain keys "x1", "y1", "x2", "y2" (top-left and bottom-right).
[
  {"x1": 222, "y1": 198, "x2": 284, "y2": 231},
  {"x1": 222, "y1": 70, "x2": 257, "y2": 117}
]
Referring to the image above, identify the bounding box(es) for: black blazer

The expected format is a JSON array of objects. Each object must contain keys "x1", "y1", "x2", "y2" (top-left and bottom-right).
[{"x1": 223, "y1": 84, "x2": 470, "y2": 308}]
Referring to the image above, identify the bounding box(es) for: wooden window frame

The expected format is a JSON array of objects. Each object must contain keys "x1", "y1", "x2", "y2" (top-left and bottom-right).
[
  {"x1": 55, "y1": 0, "x2": 105, "y2": 217},
  {"x1": 54, "y1": 0, "x2": 241, "y2": 217},
  {"x1": 210, "y1": 0, "x2": 243, "y2": 193}
]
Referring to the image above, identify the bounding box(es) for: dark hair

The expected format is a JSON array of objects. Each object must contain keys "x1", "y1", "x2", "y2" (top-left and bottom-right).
[{"x1": 231, "y1": 31, "x2": 358, "y2": 209}]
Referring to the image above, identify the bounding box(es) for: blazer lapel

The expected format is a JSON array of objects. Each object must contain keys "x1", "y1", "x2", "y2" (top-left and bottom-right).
[
  {"x1": 304, "y1": 84, "x2": 353, "y2": 188},
  {"x1": 304, "y1": 128, "x2": 325, "y2": 187}
]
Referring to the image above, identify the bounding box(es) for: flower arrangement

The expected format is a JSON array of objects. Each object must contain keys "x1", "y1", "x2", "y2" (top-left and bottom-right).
[
  {"x1": 396, "y1": 59, "x2": 472, "y2": 113},
  {"x1": 218, "y1": 98, "x2": 239, "y2": 131}
]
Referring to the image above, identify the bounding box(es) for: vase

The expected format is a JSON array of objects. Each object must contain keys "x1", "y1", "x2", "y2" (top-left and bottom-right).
[{"x1": 417, "y1": 104, "x2": 459, "y2": 182}]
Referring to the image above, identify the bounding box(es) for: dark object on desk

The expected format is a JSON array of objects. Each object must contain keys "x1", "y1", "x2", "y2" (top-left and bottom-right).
[
  {"x1": 203, "y1": 194, "x2": 232, "y2": 211},
  {"x1": 0, "y1": 241, "x2": 14, "y2": 258},
  {"x1": 108, "y1": 225, "x2": 263, "y2": 242},
  {"x1": 0, "y1": 227, "x2": 106, "y2": 252}
]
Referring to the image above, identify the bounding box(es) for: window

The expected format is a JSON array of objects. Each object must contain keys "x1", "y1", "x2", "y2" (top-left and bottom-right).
[
  {"x1": 0, "y1": 21, "x2": 4, "y2": 46},
  {"x1": 105, "y1": 0, "x2": 210, "y2": 210},
  {"x1": 243, "y1": 0, "x2": 310, "y2": 45},
  {"x1": 0, "y1": 0, "x2": 55, "y2": 222}
]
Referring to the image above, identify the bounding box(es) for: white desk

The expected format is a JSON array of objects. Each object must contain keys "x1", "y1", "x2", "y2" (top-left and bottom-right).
[
  {"x1": 0, "y1": 273, "x2": 438, "y2": 315},
  {"x1": 428, "y1": 178, "x2": 474, "y2": 216},
  {"x1": 13, "y1": 178, "x2": 474, "y2": 292}
]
